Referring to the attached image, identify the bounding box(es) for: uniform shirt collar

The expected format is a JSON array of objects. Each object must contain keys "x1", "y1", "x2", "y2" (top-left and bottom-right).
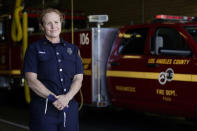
[{"x1": 42, "y1": 36, "x2": 67, "y2": 46}]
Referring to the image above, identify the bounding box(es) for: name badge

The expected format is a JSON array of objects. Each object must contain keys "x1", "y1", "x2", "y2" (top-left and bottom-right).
[{"x1": 38, "y1": 51, "x2": 46, "y2": 54}]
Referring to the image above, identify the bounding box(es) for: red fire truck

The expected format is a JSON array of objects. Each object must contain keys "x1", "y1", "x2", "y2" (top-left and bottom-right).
[
  {"x1": 1, "y1": 6, "x2": 197, "y2": 120},
  {"x1": 74, "y1": 14, "x2": 197, "y2": 119}
]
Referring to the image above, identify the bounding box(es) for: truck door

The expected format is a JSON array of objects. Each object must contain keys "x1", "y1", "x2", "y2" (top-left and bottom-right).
[
  {"x1": 149, "y1": 26, "x2": 197, "y2": 116},
  {"x1": 107, "y1": 27, "x2": 154, "y2": 108}
]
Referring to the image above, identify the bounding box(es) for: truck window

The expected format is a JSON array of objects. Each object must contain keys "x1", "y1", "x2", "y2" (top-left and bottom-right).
[
  {"x1": 151, "y1": 27, "x2": 191, "y2": 56},
  {"x1": 118, "y1": 28, "x2": 149, "y2": 55},
  {"x1": 185, "y1": 26, "x2": 197, "y2": 44}
]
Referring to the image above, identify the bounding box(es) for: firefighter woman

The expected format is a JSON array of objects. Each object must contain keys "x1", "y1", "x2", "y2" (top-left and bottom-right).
[{"x1": 23, "y1": 8, "x2": 83, "y2": 131}]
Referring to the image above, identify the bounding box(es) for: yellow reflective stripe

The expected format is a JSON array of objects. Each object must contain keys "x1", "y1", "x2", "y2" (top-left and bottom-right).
[
  {"x1": 0, "y1": 70, "x2": 21, "y2": 75},
  {"x1": 107, "y1": 70, "x2": 158, "y2": 79},
  {"x1": 82, "y1": 58, "x2": 91, "y2": 64},
  {"x1": 123, "y1": 55, "x2": 142, "y2": 59},
  {"x1": 107, "y1": 70, "x2": 197, "y2": 82},
  {"x1": 173, "y1": 73, "x2": 197, "y2": 82},
  {"x1": 173, "y1": 74, "x2": 191, "y2": 82},
  {"x1": 191, "y1": 75, "x2": 197, "y2": 82},
  {"x1": 84, "y1": 70, "x2": 91, "y2": 75}
]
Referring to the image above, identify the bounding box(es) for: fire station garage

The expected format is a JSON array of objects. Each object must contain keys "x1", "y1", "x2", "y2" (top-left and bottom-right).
[{"x1": 0, "y1": 0, "x2": 197, "y2": 130}]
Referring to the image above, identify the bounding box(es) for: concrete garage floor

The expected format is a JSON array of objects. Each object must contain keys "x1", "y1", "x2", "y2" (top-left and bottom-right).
[
  {"x1": 0, "y1": 106, "x2": 29, "y2": 131},
  {"x1": 0, "y1": 105, "x2": 197, "y2": 131},
  {"x1": 0, "y1": 93, "x2": 197, "y2": 131}
]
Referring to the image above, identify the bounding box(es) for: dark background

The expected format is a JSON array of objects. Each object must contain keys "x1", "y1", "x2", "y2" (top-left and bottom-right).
[{"x1": 1, "y1": 0, "x2": 197, "y2": 27}]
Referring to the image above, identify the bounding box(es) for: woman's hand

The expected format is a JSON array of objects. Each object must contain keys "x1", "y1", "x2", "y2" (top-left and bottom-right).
[{"x1": 53, "y1": 94, "x2": 70, "y2": 111}]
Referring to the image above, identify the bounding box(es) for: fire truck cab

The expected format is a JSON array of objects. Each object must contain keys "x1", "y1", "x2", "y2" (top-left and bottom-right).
[{"x1": 106, "y1": 15, "x2": 197, "y2": 118}]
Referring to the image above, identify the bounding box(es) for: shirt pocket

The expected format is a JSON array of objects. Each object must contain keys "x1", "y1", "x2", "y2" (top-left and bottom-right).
[
  {"x1": 37, "y1": 52, "x2": 53, "y2": 77},
  {"x1": 37, "y1": 53, "x2": 50, "y2": 62}
]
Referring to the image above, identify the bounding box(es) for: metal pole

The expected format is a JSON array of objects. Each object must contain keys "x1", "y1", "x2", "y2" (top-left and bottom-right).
[
  {"x1": 97, "y1": 23, "x2": 101, "y2": 105},
  {"x1": 71, "y1": 0, "x2": 74, "y2": 44},
  {"x1": 88, "y1": 15, "x2": 108, "y2": 106}
]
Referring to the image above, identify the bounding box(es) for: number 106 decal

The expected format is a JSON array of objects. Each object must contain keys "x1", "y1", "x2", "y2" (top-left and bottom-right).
[{"x1": 80, "y1": 33, "x2": 89, "y2": 45}]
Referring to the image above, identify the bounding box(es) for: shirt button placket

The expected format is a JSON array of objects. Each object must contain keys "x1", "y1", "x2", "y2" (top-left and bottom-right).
[
  {"x1": 56, "y1": 49, "x2": 64, "y2": 87},
  {"x1": 58, "y1": 59, "x2": 61, "y2": 63}
]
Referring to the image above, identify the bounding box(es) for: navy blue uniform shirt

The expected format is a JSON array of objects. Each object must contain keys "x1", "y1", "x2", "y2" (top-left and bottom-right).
[{"x1": 23, "y1": 37, "x2": 83, "y2": 97}]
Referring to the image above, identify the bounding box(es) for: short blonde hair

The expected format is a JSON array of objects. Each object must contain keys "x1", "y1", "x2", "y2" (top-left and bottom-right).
[{"x1": 39, "y1": 8, "x2": 64, "y2": 25}]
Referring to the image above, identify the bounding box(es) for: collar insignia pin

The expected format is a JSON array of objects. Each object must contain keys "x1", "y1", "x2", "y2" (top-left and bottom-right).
[{"x1": 67, "y1": 48, "x2": 72, "y2": 55}]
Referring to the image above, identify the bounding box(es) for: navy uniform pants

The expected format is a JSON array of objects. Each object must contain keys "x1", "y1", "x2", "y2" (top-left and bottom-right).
[{"x1": 29, "y1": 98, "x2": 79, "y2": 131}]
